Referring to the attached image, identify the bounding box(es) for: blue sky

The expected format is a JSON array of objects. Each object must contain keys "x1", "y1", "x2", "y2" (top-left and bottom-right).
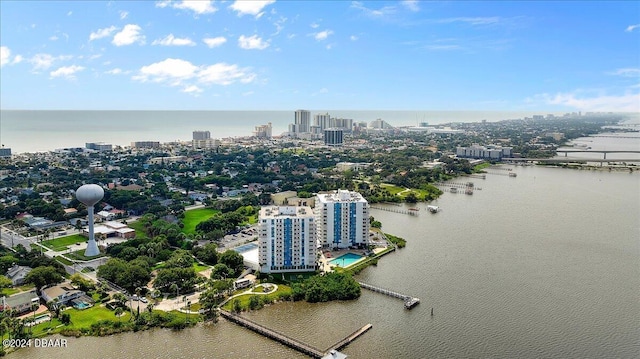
[{"x1": 1, "y1": 1, "x2": 639, "y2": 111}]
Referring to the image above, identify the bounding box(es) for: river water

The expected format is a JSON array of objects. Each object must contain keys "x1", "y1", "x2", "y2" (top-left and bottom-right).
[{"x1": 11, "y1": 165, "x2": 640, "y2": 358}]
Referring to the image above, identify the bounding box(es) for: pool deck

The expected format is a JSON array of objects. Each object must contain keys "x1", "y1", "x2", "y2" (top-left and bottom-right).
[{"x1": 320, "y1": 250, "x2": 369, "y2": 272}]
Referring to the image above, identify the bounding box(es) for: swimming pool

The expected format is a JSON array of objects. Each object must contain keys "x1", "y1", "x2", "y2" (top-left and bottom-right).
[
  {"x1": 329, "y1": 253, "x2": 365, "y2": 267},
  {"x1": 234, "y1": 242, "x2": 258, "y2": 253},
  {"x1": 74, "y1": 301, "x2": 91, "y2": 309}
]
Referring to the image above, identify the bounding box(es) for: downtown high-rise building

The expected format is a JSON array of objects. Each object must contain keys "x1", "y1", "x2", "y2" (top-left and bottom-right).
[
  {"x1": 315, "y1": 190, "x2": 370, "y2": 249},
  {"x1": 293, "y1": 109, "x2": 311, "y2": 134},
  {"x1": 324, "y1": 128, "x2": 344, "y2": 147},
  {"x1": 192, "y1": 131, "x2": 211, "y2": 140},
  {"x1": 314, "y1": 112, "x2": 332, "y2": 130},
  {"x1": 258, "y1": 206, "x2": 317, "y2": 274}
]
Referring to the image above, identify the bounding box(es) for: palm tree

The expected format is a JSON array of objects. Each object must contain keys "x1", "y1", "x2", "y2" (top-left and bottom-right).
[{"x1": 114, "y1": 307, "x2": 123, "y2": 321}]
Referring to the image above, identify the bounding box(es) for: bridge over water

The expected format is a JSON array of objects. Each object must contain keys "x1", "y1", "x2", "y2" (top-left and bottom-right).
[{"x1": 555, "y1": 149, "x2": 640, "y2": 159}]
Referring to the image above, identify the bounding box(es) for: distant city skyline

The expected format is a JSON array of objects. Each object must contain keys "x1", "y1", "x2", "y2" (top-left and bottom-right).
[{"x1": 1, "y1": 1, "x2": 639, "y2": 112}]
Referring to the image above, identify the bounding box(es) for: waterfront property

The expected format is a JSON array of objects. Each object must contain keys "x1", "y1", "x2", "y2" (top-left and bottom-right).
[
  {"x1": 258, "y1": 206, "x2": 317, "y2": 274},
  {"x1": 0, "y1": 290, "x2": 39, "y2": 314},
  {"x1": 329, "y1": 253, "x2": 365, "y2": 268},
  {"x1": 315, "y1": 190, "x2": 370, "y2": 249}
]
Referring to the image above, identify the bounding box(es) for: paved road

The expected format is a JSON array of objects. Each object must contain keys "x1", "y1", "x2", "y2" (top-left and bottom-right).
[{"x1": 0, "y1": 226, "x2": 33, "y2": 251}]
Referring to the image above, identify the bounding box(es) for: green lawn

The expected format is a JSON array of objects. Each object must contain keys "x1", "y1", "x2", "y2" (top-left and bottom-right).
[
  {"x1": 222, "y1": 284, "x2": 292, "y2": 311},
  {"x1": 28, "y1": 305, "x2": 132, "y2": 336},
  {"x1": 380, "y1": 183, "x2": 406, "y2": 195},
  {"x1": 128, "y1": 220, "x2": 147, "y2": 237},
  {"x1": 41, "y1": 234, "x2": 86, "y2": 251},
  {"x1": 65, "y1": 305, "x2": 131, "y2": 329},
  {"x1": 181, "y1": 208, "x2": 219, "y2": 234},
  {"x1": 193, "y1": 262, "x2": 210, "y2": 273}
]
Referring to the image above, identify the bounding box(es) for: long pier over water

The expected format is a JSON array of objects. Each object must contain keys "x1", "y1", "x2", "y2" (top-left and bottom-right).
[
  {"x1": 220, "y1": 310, "x2": 372, "y2": 358},
  {"x1": 358, "y1": 282, "x2": 420, "y2": 309}
]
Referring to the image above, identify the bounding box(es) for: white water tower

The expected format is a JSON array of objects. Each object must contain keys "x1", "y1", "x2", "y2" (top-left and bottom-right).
[{"x1": 76, "y1": 184, "x2": 104, "y2": 257}]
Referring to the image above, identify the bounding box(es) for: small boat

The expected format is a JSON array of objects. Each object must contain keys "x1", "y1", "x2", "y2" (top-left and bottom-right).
[
  {"x1": 465, "y1": 189, "x2": 473, "y2": 195},
  {"x1": 509, "y1": 172, "x2": 517, "y2": 177},
  {"x1": 408, "y1": 208, "x2": 420, "y2": 211},
  {"x1": 450, "y1": 187, "x2": 458, "y2": 193},
  {"x1": 427, "y1": 205, "x2": 439, "y2": 213}
]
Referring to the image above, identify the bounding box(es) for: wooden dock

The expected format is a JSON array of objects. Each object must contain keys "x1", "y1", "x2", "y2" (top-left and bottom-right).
[
  {"x1": 220, "y1": 310, "x2": 325, "y2": 358},
  {"x1": 220, "y1": 310, "x2": 373, "y2": 358},
  {"x1": 327, "y1": 324, "x2": 373, "y2": 352},
  {"x1": 358, "y1": 282, "x2": 420, "y2": 309},
  {"x1": 370, "y1": 205, "x2": 419, "y2": 216}
]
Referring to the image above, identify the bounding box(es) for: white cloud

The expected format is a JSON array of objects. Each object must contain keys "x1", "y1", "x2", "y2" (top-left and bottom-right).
[
  {"x1": 425, "y1": 44, "x2": 462, "y2": 51},
  {"x1": 13, "y1": 55, "x2": 23, "y2": 64},
  {"x1": 436, "y1": 17, "x2": 501, "y2": 26},
  {"x1": 152, "y1": 34, "x2": 196, "y2": 46},
  {"x1": 242, "y1": 91, "x2": 254, "y2": 96},
  {"x1": 67, "y1": 11, "x2": 72, "y2": 16},
  {"x1": 625, "y1": 24, "x2": 640, "y2": 32},
  {"x1": 182, "y1": 85, "x2": 203, "y2": 94},
  {"x1": 229, "y1": 0, "x2": 275, "y2": 18},
  {"x1": 105, "y1": 68, "x2": 123, "y2": 75},
  {"x1": 120, "y1": 11, "x2": 129, "y2": 20},
  {"x1": 112, "y1": 24, "x2": 145, "y2": 46},
  {"x1": 50, "y1": 65, "x2": 85, "y2": 79},
  {"x1": 0, "y1": 47, "x2": 11, "y2": 67},
  {"x1": 609, "y1": 68, "x2": 640, "y2": 77},
  {"x1": 350, "y1": 35, "x2": 358, "y2": 41},
  {"x1": 156, "y1": 0, "x2": 217, "y2": 14},
  {"x1": 134, "y1": 58, "x2": 198, "y2": 85},
  {"x1": 90, "y1": 26, "x2": 118, "y2": 41},
  {"x1": 199, "y1": 63, "x2": 256, "y2": 85},
  {"x1": 50, "y1": 35, "x2": 59, "y2": 41},
  {"x1": 238, "y1": 35, "x2": 269, "y2": 50},
  {"x1": 203, "y1": 36, "x2": 227, "y2": 48},
  {"x1": 29, "y1": 53, "x2": 72, "y2": 71},
  {"x1": 401, "y1": 0, "x2": 419, "y2": 12},
  {"x1": 534, "y1": 90, "x2": 640, "y2": 112},
  {"x1": 133, "y1": 58, "x2": 257, "y2": 90},
  {"x1": 314, "y1": 30, "x2": 333, "y2": 41},
  {"x1": 350, "y1": 1, "x2": 396, "y2": 18},
  {"x1": 272, "y1": 16, "x2": 287, "y2": 35},
  {"x1": 310, "y1": 23, "x2": 320, "y2": 29}
]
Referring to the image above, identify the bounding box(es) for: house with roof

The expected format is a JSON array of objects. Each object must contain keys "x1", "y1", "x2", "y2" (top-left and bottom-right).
[
  {"x1": 41, "y1": 283, "x2": 92, "y2": 308},
  {"x1": 5, "y1": 264, "x2": 32, "y2": 286},
  {"x1": 0, "y1": 290, "x2": 39, "y2": 314}
]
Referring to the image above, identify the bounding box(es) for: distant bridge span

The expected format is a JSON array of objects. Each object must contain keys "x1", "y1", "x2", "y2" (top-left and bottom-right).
[
  {"x1": 555, "y1": 149, "x2": 640, "y2": 159},
  {"x1": 503, "y1": 157, "x2": 640, "y2": 163}
]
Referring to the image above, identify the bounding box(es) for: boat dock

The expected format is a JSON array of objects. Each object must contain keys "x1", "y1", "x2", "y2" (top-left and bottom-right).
[
  {"x1": 220, "y1": 310, "x2": 372, "y2": 358},
  {"x1": 434, "y1": 181, "x2": 482, "y2": 191},
  {"x1": 370, "y1": 205, "x2": 419, "y2": 216},
  {"x1": 358, "y1": 282, "x2": 420, "y2": 309},
  {"x1": 220, "y1": 310, "x2": 325, "y2": 358},
  {"x1": 327, "y1": 324, "x2": 373, "y2": 352}
]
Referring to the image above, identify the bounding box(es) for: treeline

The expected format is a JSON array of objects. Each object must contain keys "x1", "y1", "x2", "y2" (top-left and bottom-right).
[{"x1": 291, "y1": 272, "x2": 360, "y2": 303}]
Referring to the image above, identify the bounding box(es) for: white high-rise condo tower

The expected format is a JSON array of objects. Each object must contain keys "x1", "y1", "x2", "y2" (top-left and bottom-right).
[{"x1": 315, "y1": 190, "x2": 370, "y2": 249}]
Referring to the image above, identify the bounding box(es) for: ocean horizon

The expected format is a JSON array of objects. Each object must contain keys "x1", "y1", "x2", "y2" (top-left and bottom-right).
[{"x1": 1, "y1": 110, "x2": 637, "y2": 154}]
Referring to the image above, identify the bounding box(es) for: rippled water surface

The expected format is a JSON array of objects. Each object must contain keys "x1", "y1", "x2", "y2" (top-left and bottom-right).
[{"x1": 11, "y1": 164, "x2": 640, "y2": 359}]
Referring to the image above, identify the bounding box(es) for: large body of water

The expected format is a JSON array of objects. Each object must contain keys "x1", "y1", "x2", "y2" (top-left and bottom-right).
[
  {"x1": 11, "y1": 160, "x2": 639, "y2": 358},
  {"x1": 0, "y1": 110, "x2": 596, "y2": 154}
]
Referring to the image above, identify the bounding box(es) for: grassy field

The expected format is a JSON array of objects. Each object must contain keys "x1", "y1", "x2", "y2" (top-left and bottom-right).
[
  {"x1": 380, "y1": 183, "x2": 406, "y2": 195},
  {"x1": 181, "y1": 208, "x2": 219, "y2": 234},
  {"x1": 41, "y1": 234, "x2": 86, "y2": 251},
  {"x1": 222, "y1": 284, "x2": 292, "y2": 311},
  {"x1": 29, "y1": 305, "x2": 132, "y2": 337},
  {"x1": 127, "y1": 220, "x2": 152, "y2": 238}
]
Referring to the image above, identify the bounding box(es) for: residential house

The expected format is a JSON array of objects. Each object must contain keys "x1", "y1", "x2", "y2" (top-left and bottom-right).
[
  {"x1": 0, "y1": 290, "x2": 39, "y2": 314},
  {"x1": 5, "y1": 264, "x2": 32, "y2": 286}
]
